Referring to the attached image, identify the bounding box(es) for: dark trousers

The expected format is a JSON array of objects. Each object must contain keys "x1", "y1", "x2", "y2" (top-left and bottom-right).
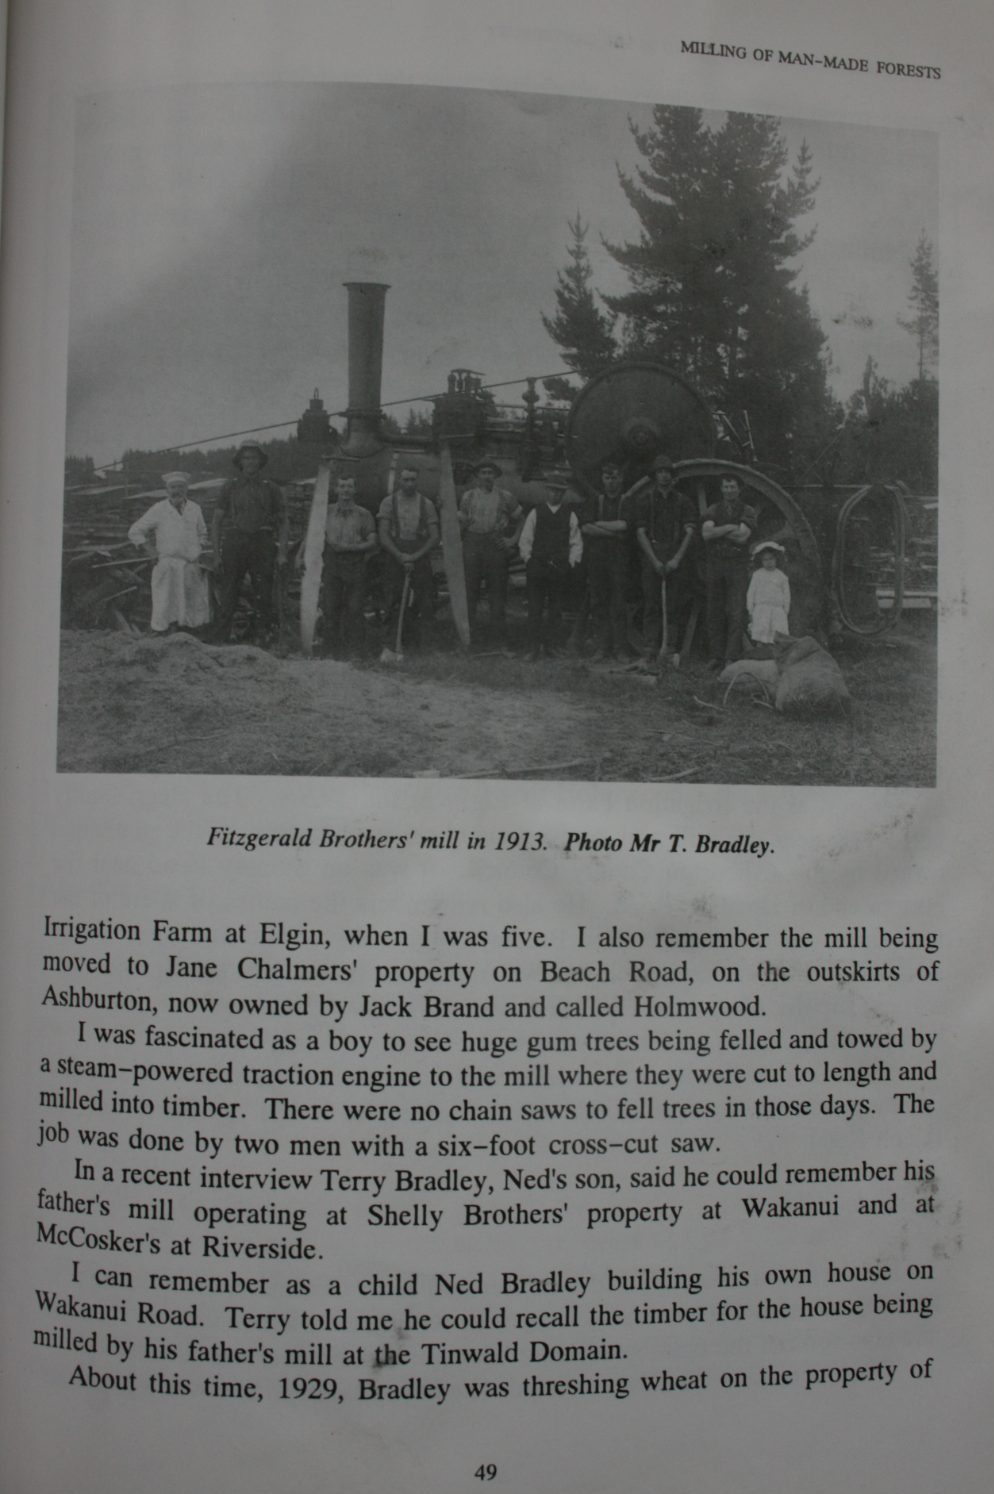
[
  {"x1": 383, "y1": 555, "x2": 434, "y2": 644},
  {"x1": 706, "y1": 555, "x2": 749, "y2": 663},
  {"x1": 323, "y1": 554, "x2": 367, "y2": 655},
  {"x1": 216, "y1": 530, "x2": 276, "y2": 638},
  {"x1": 588, "y1": 540, "x2": 629, "y2": 654},
  {"x1": 463, "y1": 534, "x2": 510, "y2": 636},
  {"x1": 526, "y1": 559, "x2": 567, "y2": 650},
  {"x1": 641, "y1": 557, "x2": 692, "y2": 656}
]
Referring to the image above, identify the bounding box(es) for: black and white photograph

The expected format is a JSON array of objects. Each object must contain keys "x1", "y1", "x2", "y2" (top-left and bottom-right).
[{"x1": 59, "y1": 81, "x2": 938, "y2": 784}]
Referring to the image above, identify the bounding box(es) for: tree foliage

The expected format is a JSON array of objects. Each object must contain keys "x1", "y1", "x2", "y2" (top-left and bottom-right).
[
  {"x1": 115, "y1": 432, "x2": 335, "y2": 488},
  {"x1": 603, "y1": 106, "x2": 832, "y2": 477},
  {"x1": 821, "y1": 236, "x2": 939, "y2": 494},
  {"x1": 541, "y1": 213, "x2": 617, "y2": 402},
  {"x1": 831, "y1": 356, "x2": 937, "y2": 493},
  {"x1": 898, "y1": 232, "x2": 938, "y2": 380},
  {"x1": 403, "y1": 407, "x2": 434, "y2": 436},
  {"x1": 64, "y1": 454, "x2": 96, "y2": 486}
]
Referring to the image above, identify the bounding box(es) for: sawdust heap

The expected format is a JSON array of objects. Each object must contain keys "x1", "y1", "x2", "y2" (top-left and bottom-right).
[
  {"x1": 59, "y1": 632, "x2": 298, "y2": 772},
  {"x1": 57, "y1": 629, "x2": 598, "y2": 777}
]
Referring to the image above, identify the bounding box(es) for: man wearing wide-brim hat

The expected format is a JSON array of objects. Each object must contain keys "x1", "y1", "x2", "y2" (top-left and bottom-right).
[
  {"x1": 457, "y1": 458, "x2": 523, "y2": 646},
  {"x1": 211, "y1": 440, "x2": 288, "y2": 644}
]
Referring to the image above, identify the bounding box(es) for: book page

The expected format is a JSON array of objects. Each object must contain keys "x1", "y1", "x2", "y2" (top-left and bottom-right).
[
  {"x1": 0, "y1": 0, "x2": 8, "y2": 237},
  {"x1": 1, "y1": 2, "x2": 991, "y2": 1492}
]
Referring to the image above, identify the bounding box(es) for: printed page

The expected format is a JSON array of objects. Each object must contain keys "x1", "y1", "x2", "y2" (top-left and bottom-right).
[
  {"x1": 1, "y1": 2, "x2": 991, "y2": 1492},
  {"x1": 0, "y1": 0, "x2": 8, "y2": 236}
]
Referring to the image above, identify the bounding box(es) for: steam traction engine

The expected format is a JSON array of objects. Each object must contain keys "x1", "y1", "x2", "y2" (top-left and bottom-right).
[{"x1": 317, "y1": 281, "x2": 909, "y2": 652}]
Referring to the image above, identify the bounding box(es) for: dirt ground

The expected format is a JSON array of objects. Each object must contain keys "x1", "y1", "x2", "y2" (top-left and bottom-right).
[{"x1": 57, "y1": 618, "x2": 936, "y2": 785}]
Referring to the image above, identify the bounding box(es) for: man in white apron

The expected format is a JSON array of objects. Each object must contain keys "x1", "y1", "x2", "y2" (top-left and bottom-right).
[{"x1": 128, "y1": 471, "x2": 210, "y2": 633}]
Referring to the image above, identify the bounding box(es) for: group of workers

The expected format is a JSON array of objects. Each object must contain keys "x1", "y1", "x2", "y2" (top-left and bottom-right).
[
  {"x1": 127, "y1": 441, "x2": 287, "y2": 644},
  {"x1": 127, "y1": 441, "x2": 791, "y2": 669}
]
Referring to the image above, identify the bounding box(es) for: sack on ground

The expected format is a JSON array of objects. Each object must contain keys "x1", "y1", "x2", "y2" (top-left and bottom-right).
[
  {"x1": 719, "y1": 658, "x2": 779, "y2": 699},
  {"x1": 774, "y1": 636, "x2": 851, "y2": 717}
]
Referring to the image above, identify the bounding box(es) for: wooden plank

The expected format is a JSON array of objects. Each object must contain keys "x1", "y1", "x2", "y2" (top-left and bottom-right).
[
  {"x1": 876, "y1": 588, "x2": 936, "y2": 611},
  {"x1": 438, "y1": 442, "x2": 470, "y2": 646},
  {"x1": 680, "y1": 597, "x2": 701, "y2": 659},
  {"x1": 299, "y1": 461, "x2": 331, "y2": 655}
]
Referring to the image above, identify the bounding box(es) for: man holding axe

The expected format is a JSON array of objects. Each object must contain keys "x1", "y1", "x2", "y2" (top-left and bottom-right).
[
  {"x1": 578, "y1": 460, "x2": 633, "y2": 663},
  {"x1": 634, "y1": 454, "x2": 697, "y2": 670},
  {"x1": 376, "y1": 464, "x2": 440, "y2": 650}
]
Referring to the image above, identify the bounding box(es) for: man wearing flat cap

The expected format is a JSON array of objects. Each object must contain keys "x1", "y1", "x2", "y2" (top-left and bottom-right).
[
  {"x1": 701, "y1": 473, "x2": 758, "y2": 668},
  {"x1": 518, "y1": 481, "x2": 583, "y2": 660},
  {"x1": 128, "y1": 472, "x2": 210, "y2": 633},
  {"x1": 322, "y1": 474, "x2": 378, "y2": 657},
  {"x1": 458, "y1": 458, "x2": 522, "y2": 645},
  {"x1": 578, "y1": 460, "x2": 633, "y2": 662},
  {"x1": 634, "y1": 454, "x2": 697, "y2": 667},
  {"x1": 211, "y1": 440, "x2": 288, "y2": 644}
]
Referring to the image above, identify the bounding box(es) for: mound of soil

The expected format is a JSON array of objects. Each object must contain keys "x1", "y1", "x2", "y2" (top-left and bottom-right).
[
  {"x1": 57, "y1": 631, "x2": 610, "y2": 778},
  {"x1": 56, "y1": 624, "x2": 936, "y2": 785}
]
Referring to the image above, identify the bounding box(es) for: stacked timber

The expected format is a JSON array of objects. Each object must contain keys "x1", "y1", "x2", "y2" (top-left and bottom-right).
[{"x1": 61, "y1": 480, "x2": 313, "y2": 632}]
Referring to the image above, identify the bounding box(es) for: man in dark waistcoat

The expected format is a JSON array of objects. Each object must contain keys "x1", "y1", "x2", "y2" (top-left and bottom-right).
[{"x1": 517, "y1": 484, "x2": 583, "y2": 660}]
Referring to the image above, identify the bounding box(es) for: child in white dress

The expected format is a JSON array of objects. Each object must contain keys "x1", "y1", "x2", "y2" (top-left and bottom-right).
[{"x1": 746, "y1": 541, "x2": 791, "y2": 644}]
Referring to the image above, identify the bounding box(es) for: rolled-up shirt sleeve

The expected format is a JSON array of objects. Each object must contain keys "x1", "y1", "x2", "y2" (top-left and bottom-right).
[
  {"x1": 518, "y1": 508, "x2": 537, "y2": 563},
  {"x1": 568, "y1": 511, "x2": 583, "y2": 566}
]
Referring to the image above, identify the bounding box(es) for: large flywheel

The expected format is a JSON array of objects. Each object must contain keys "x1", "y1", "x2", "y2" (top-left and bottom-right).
[
  {"x1": 673, "y1": 459, "x2": 826, "y2": 637},
  {"x1": 566, "y1": 361, "x2": 717, "y2": 492},
  {"x1": 566, "y1": 362, "x2": 829, "y2": 636}
]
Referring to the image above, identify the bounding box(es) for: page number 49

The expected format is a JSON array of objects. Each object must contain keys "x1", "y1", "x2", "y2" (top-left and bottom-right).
[{"x1": 474, "y1": 1465, "x2": 498, "y2": 1482}]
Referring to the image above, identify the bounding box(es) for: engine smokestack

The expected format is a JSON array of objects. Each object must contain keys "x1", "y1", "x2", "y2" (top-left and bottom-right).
[{"x1": 342, "y1": 281, "x2": 390, "y2": 457}]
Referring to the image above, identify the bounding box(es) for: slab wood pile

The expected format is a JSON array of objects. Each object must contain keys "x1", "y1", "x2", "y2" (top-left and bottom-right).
[{"x1": 62, "y1": 485, "x2": 312, "y2": 632}]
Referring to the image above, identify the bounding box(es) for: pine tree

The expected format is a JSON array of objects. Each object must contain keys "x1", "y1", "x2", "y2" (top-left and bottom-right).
[
  {"x1": 898, "y1": 232, "x2": 938, "y2": 380},
  {"x1": 835, "y1": 354, "x2": 937, "y2": 491},
  {"x1": 604, "y1": 107, "x2": 830, "y2": 475},
  {"x1": 607, "y1": 106, "x2": 714, "y2": 376},
  {"x1": 541, "y1": 213, "x2": 617, "y2": 401},
  {"x1": 403, "y1": 407, "x2": 433, "y2": 437}
]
